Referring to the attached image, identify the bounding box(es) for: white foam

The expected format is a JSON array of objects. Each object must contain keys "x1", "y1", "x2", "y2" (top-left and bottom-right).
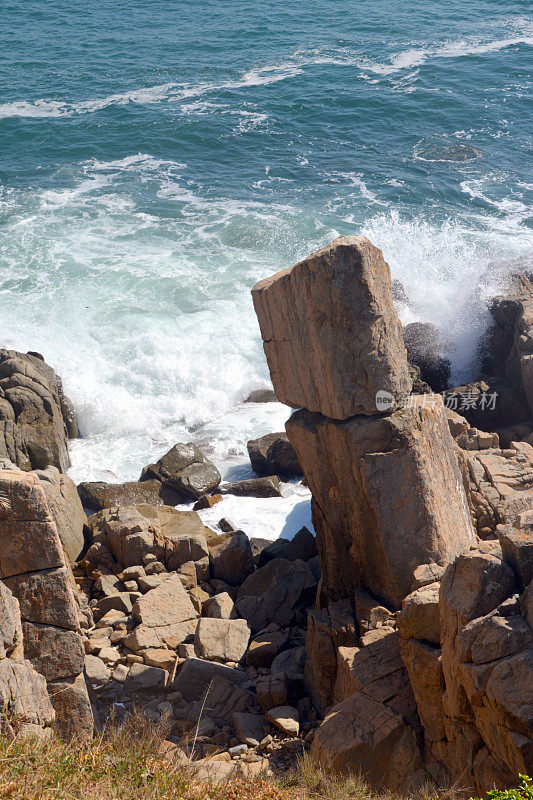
[
  {"x1": 363, "y1": 32, "x2": 533, "y2": 77},
  {"x1": 192, "y1": 483, "x2": 314, "y2": 543}
]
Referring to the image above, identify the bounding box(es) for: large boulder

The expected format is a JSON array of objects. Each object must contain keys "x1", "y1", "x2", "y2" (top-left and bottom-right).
[
  {"x1": 310, "y1": 693, "x2": 422, "y2": 791},
  {"x1": 207, "y1": 530, "x2": 254, "y2": 586},
  {"x1": 78, "y1": 479, "x2": 180, "y2": 512},
  {"x1": 194, "y1": 618, "x2": 250, "y2": 663},
  {"x1": 247, "y1": 433, "x2": 302, "y2": 479},
  {"x1": 287, "y1": 396, "x2": 476, "y2": 609},
  {"x1": 36, "y1": 466, "x2": 85, "y2": 567},
  {"x1": 0, "y1": 350, "x2": 78, "y2": 473},
  {"x1": 140, "y1": 443, "x2": 221, "y2": 501},
  {"x1": 251, "y1": 236, "x2": 411, "y2": 419},
  {"x1": 132, "y1": 575, "x2": 198, "y2": 628},
  {"x1": 236, "y1": 558, "x2": 316, "y2": 632}
]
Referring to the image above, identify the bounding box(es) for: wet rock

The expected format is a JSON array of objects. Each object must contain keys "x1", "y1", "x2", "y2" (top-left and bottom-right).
[
  {"x1": 247, "y1": 433, "x2": 302, "y2": 479},
  {"x1": 140, "y1": 443, "x2": 221, "y2": 501},
  {"x1": 403, "y1": 322, "x2": 451, "y2": 392},
  {"x1": 78, "y1": 479, "x2": 181, "y2": 512},
  {"x1": 244, "y1": 389, "x2": 277, "y2": 403},
  {"x1": 219, "y1": 476, "x2": 282, "y2": 498}
]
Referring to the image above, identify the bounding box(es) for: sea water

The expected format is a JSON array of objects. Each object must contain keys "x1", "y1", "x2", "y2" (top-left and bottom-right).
[{"x1": 0, "y1": 0, "x2": 532, "y2": 537}]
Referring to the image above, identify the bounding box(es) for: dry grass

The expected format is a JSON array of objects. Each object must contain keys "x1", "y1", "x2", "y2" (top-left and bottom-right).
[{"x1": 0, "y1": 714, "x2": 453, "y2": 800}]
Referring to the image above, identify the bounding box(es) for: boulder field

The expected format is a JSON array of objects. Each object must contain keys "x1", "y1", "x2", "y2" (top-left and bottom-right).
[{"x1": 0, "y1": 240, "x2": 532, "y2": 792}]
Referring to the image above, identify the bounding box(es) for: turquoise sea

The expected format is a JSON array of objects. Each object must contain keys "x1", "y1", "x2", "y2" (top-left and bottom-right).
[{"x1": 0, "y1": 0, "x2": 532, "y2": 492}]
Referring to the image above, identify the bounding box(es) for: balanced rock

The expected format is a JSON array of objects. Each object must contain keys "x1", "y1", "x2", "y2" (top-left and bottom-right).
[{"x1": 251, "y1": 236, "x2": 411, "y2": 419}]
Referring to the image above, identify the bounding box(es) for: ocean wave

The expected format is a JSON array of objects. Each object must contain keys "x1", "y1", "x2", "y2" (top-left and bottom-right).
[
  {"x1": 363, "y1": 32, "x2": 533, "y2": 76},
  {"x1": 0, "y1": 65, "x2": 302, "y2": 120}
]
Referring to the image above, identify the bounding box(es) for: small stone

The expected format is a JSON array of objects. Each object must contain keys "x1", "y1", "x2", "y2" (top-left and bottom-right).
[
  {"x1": 266, "y1": 706, "x2": 299, "y2": 736},
  {"x1": 145, "y1": 561, "x2": 166, "y2": 575},
  {"x1": 228, "y1": 744, "x2": 248, "y2": 757}
]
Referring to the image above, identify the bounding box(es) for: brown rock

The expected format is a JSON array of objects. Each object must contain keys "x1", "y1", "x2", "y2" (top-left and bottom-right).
[
  {"x1": 333, "y1": 629, "x2": 419, "y2": 729},
  {"x1": 397, "y1": 582, "x2": 440, "y2": 645},
  {"x1": 251, "y1": 236, "x2": 411, "y2": 419},
  {"x1": 0, "y1": 350, "x2": 77, "y2": 473},
  {"x1": 310, "y1": 692, "x2": 421, "y2": 790},
  {"x1": 4, "y1": 568, "x2": 79, "y2": 631},
  {"x1": 236, "y1": 558, "x2": 316, "y2": 632},
  {"x1": 0, "y1": 658, "x2": 55, "y2": 738},
  {"x1": 208, "y1": 530, "x2": 255, "y2": 586},
  {"x1": 22, "y1": 623, "x2": 85, "y2": 681},
  {"x1": 132, "y1": 575, "x2": 198, "y2": 628},
  {"x1": 194, "y1": 618, "x2": 250, "y2": 663},
  {"x1": 37, "y1": 467, "x2": 85, "y2": 566},
  {"x1": 47, "y1": 674, "x2": 93, "y2": 744},
  {"x1": 0, "y1": 581, "x2": 22, "y2": 659},
  {"x1": 266, "y1": 705, "x2": 299, "y2": 736},
  {"x1": 287, "y1": 396, "x2": 475, "y2": 608},
  {"x1": 246, "y1": 629, "x2": 289, "y2": 667}
]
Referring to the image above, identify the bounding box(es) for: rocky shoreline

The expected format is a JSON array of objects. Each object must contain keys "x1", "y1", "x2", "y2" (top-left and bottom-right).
[{"x1": 0, "y1": 236, "x2": 532, "y2": 793}]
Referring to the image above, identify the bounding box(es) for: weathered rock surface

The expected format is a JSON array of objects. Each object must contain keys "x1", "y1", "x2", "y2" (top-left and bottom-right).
[
  {"x1": 0, "y1": 579, "x2": 55, "y2": 739},
  {"x1": 310, "y1": 692, "x2": 422, "y2": 791},
  {"x1": 0, "y1": 350, "x2": 78, "y2": 473},
  {"x1": 84, "y1": 504, "x2": 210, "y2": 577},
  {"x1": 37, "y1": 466, "x2": 85, "y2": 567},
  {"x1": 0, "y1": 468, "x2": 92, "y2": 742},
  {"x1": 207, "y1": 530, "x2": 254, "y2": 586},
  {"x1": 140, "y1": 443, "x2": 221, "y2": 501},
  {"x1": 236, "y1": 558, "x2": 316, "y2": 632},
  {"x1": 287, "y1": 396, "x2": 475, "y2": 608},
  {"x1": 194, "y1": 618, "x2": 250, "y2": 663},
  {"x1": 78, "y1": 479, "x2": 181, "y2": 512},
  {"x1": 252, "y1": 236, "x2": 411, "y2": 419}
]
